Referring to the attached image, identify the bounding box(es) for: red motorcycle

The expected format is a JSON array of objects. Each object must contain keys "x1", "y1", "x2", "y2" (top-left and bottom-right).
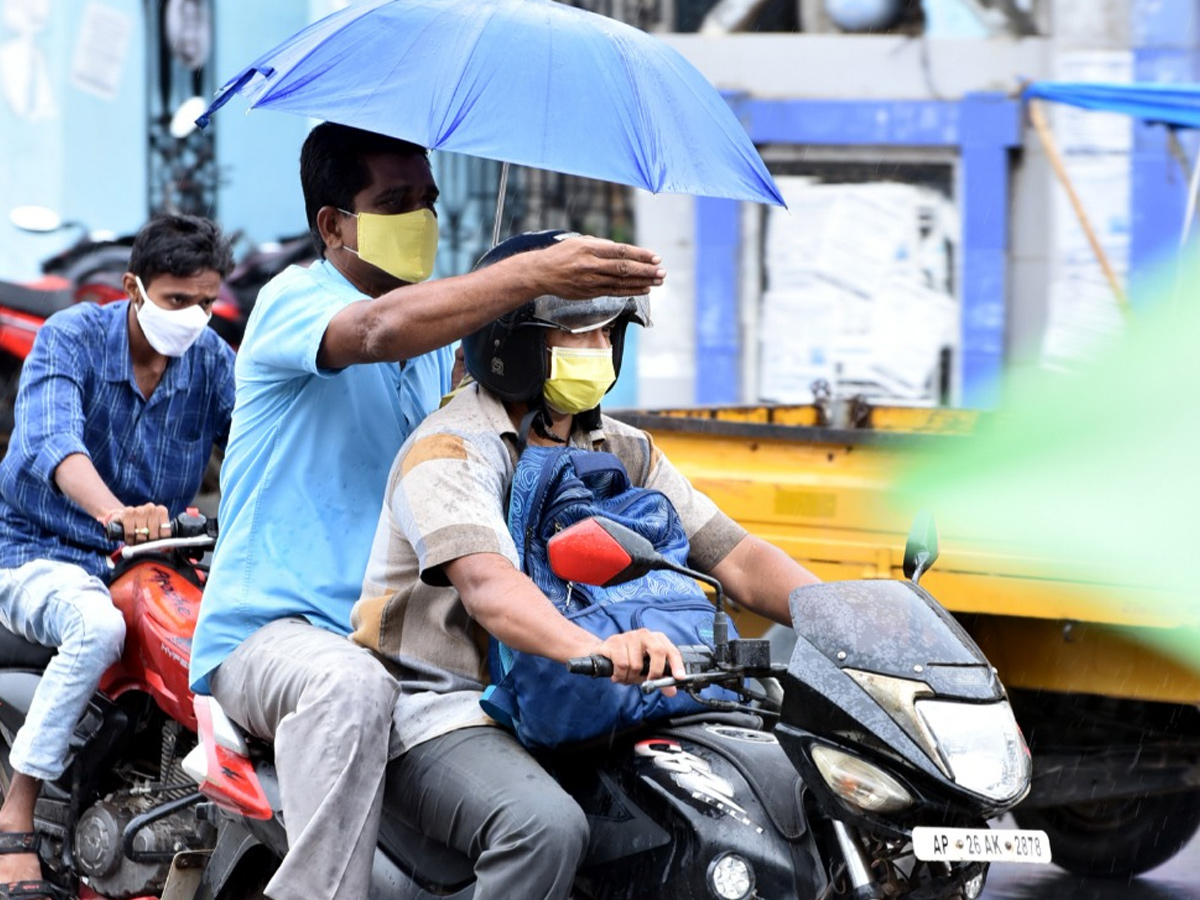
[{"x1": 0, "y1": 512, "x2": 268, "y2": 900}]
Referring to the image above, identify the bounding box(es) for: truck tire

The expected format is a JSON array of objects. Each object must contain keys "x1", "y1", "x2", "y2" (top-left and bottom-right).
[{"x1": 1014, "y1": 791, "x2": 1200, "y2": 878}]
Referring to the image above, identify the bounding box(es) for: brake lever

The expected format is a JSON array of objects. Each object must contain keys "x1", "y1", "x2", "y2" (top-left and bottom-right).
[
  {"x1": 640, "y1": 663, "x2": 787, "y2": 697},
  {"x1": 639, "y1": 668, "x2": 742, "y2": 695}
]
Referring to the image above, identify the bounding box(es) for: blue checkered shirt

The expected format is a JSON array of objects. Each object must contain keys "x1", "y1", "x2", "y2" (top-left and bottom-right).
[{"x1": 0, "y1": 301, "x2": 234, "y2": 580}]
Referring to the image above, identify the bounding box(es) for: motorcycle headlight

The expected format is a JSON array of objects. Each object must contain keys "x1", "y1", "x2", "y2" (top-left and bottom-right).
[
  {"x1": 915, "y1": 699, "x2": 1031, "y2": 802},
  {"x1": 707, "y1": 852, "x2": 755, "y2": 900},
  {"x1": 811, "y1": 744, "x2": 914, "y2": 813}
]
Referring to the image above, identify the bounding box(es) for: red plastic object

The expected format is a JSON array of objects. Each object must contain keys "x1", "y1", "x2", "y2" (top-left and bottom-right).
[
  {"x1": 74, "y1": 283, "x2": 127, "y2": 306},
  {"x1": 0, "y1": 306, "x2": 42, "y2": 359},
  {"x1": 193, "y1": 698, "x2": 274, "y2": 820},
  {"x1": 101, "y1": 562, "x2": 202, "y2": 730}
]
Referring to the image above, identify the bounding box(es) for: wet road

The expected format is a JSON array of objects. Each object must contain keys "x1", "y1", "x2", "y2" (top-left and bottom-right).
[{"x1": 984, "y1": 821, "x2": 1200, "y2": 900}]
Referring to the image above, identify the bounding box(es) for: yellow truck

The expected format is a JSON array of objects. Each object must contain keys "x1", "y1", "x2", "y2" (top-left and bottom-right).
[{"x1": 617, "y1": 400, "x2": 1200, "y2": 879}]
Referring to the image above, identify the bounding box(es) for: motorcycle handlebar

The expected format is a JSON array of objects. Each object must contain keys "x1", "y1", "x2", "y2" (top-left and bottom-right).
[
  {"x1": 565, "y1": 645, "x2": 717, "y2": 681},
  {"x1": 567, "y1": 655, "x2": 614, "y2": 678},
  {"x1": 105, "y1": 509, "x2": 213, "y2": 543}
]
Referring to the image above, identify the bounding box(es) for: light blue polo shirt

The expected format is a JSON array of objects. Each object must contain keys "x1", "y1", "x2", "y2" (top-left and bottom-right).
[{"x1": 189, "y1": 260, "x2": 454, "y2": 693}]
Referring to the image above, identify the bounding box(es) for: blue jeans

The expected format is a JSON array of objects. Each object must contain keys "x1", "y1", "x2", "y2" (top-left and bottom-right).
[{"x1": 0, "y1": 559, "x2": 126, "y2": 781}]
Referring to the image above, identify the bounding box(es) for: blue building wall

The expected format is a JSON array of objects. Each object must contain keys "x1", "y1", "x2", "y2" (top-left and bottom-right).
[
  {"x1": 211, "y1": 1, "x2": 313, "y2": 249},
  {"x1": 0, "y1": 0, "x2": 146, "y2": 279},
  {"x1": 0, "y1": 2, "x2": 319, "y2": 282}
]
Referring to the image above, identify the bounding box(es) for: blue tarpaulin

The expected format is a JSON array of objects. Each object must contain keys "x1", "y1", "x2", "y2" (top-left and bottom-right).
[{"x1": 1024, "y1": 81, "x2": 1200, "y2": 129}]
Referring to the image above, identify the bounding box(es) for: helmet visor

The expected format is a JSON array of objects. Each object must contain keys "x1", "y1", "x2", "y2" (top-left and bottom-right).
[{"x1": 530, "y1": 295, "x2": 651, "y2": 333}]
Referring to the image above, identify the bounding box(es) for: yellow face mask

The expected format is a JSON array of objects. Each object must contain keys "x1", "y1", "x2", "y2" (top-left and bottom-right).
[
  {"x1": 342, "y1": 207, "x2": 439, "y2": 283},
  {"x1": 543, "y1": 346, "x2": 615, "y2": 415}
]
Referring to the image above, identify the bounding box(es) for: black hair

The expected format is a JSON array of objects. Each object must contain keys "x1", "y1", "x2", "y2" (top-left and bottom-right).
[
  {"x1": 128, "y1": 214, "x2": 234, "y2": 282},
  {"x1": 300, "y1": 122, "x2": 429, "y2": 257}
]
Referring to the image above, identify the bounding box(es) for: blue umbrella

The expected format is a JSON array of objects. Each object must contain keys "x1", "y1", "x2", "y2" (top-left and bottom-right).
[{"x1": 199, "y1": 0, "x2": 784, "y2": 208}]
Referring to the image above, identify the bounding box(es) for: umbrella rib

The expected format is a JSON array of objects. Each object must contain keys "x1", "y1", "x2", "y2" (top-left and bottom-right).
[
  {"x1": 432, "y1": 1, "x2": 509, "y2": 151},
  {"x1": 608, "y1": 32, "x2": 660, "y2": 191},
  {"x1": 252, "y1": 0, "x2": 388, "y2": 107},
  {"x1": 337, "y1": 6, "x2": 455, "y2": 139},
  {"x1": 657, "y1": 48, "x2": 781, "y2": 202}
]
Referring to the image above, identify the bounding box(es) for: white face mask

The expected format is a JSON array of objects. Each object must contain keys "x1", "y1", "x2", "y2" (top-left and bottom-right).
[{"x1": 134, "y1": 276, "x2": 211, "y2": 357}]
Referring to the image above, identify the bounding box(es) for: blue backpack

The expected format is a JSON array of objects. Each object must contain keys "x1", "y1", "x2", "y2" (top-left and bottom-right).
[{"x1": 479, "y1": 444, "x2": 737, "y2": 749}]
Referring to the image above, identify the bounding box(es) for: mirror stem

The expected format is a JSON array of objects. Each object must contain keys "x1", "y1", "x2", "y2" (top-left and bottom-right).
[
  {"x1": 667, "y1": 562, "x2": 731, "y2": 663},
  {"x1": 712, "y1": 609, "x2": 730, "y2": 664}
]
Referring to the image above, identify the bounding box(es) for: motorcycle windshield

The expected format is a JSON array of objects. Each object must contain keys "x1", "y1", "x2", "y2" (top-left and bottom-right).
[{"x1": 789, "y1": 580, "x2": 986, "y2": 676}]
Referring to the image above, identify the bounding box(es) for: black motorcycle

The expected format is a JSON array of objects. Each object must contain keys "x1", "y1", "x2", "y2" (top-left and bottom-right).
[{"x1": 185, "y1": 514, "x2": 1049, "y2": 900}]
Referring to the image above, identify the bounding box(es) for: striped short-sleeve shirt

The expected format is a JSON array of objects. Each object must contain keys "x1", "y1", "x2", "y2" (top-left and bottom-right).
[{"x1": 352, "y1": 383, "x2": 746, "y2": 753}]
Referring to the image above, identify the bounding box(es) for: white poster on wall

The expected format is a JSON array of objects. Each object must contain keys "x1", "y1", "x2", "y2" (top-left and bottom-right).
[
  {"x1": 758, "y1": 176, "x2": 959, "y2": 406},
  {"x1": 70, "y1": 2, "x2": 131, "y2": 101},
  {"x1": 0, "y1": 0, "x2": 57, "y2": 121}
]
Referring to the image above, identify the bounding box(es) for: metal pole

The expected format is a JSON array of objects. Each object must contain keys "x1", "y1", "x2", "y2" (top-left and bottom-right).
[
  {"x1": 491, "y1": 161, "x2": 510, "y2": 247},
  {"x1": 1028, "y1": 99, "x2": 1128, "y2": 312}
]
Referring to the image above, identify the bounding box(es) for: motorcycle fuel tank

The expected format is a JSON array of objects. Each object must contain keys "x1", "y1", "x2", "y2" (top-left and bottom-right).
[
  {"x1": 558, "y1": 719, "x2": 827, "y2": 900},
  {"x1": 104, "y1": 560, "x2": 202, "y2": 730}
]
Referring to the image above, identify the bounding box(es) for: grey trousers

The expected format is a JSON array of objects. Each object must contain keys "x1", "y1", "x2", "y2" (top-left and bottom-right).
[
  {"x1": 387, "y1": 726, "x2": 589, "y2": 900},
  {"x1": 209, "y1": 618, "x2": 400, "y2": 900}
]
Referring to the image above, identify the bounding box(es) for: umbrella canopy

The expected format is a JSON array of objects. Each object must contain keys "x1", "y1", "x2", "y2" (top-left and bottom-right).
[
  {"x1": 199, "y1": 0, "x2": 784, "y2": 207},
  {"x1": 1024, "y1": 80, "x2": 1200, "y2": 129}
]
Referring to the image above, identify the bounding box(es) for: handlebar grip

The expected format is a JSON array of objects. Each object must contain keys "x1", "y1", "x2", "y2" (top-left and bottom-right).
[
  {"x1": 104, "y1": 509, "x2": 213, "y2": 543},
  {"x1": 566, "y1": 655, "x2": 614, "y2": 678}
]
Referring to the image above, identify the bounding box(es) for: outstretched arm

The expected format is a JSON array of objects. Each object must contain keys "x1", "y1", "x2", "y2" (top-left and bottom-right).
[
  {"x1": 709, "y1": 536, "x2": 821, "y2": 626},
  {"x1": 319, "y1": 236, "x2": 665, "y2": 369}
]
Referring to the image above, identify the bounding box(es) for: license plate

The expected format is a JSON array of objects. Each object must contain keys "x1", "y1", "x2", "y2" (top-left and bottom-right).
[{"x1": 912, "y1": 826, "x2": 1052, "y2": 864}]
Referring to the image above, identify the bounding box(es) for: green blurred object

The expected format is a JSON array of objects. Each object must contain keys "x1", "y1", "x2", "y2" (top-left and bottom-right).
[{"x1": 897, "y1": 260, "x2": 1200, "y2": 620}]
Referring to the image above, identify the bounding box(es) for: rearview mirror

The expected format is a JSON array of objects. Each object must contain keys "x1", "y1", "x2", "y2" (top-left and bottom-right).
[
  {"x1": 547, "y1": 517, "x2": 665, "y2": 587},
  {"x1": 10, "y1": 205, "x2": 63, "y2": 233},
  {"x1": 170, "y1": 96, "x2": 209, "y2": 139},
  {"x1": 902, "y1": 511, "x2": 939, "y2": 584}
]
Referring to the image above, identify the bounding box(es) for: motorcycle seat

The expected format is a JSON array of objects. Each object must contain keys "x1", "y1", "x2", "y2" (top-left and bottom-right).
[
  {"x1": 0, "y1": 628, "x2": 55, "y2": 669},
  {"x1": 0, "y1": 281, "x2": 74, "y2": 318}
]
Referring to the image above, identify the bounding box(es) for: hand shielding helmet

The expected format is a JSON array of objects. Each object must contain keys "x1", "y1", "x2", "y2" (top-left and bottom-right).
[{"x1": 462, "y1": 230, "x2": 651, "y2": 403}]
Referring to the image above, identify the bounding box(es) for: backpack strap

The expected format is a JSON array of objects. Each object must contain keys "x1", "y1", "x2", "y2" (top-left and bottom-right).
[
  {"x1": 516, "y1": 408, "x2": 567, "y2": 452},
  {"x1": 568, "y1": 449, "x2": 631, "y2": 488}
]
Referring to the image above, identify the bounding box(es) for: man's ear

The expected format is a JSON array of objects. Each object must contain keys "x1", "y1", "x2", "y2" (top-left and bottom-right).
[
  {"x1": 316, "y1": 206, "x2": 346, "y2": 251},
  {"x1": 121, "y1": 272, "x2": 140, "y2": 303}
]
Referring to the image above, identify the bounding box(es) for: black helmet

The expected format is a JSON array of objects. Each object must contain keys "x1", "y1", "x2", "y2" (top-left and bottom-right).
[{"x1": 462, "y1": 230, "x2": 651, "y2": 403}]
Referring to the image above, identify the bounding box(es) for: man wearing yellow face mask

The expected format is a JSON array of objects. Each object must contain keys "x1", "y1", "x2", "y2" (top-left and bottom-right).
[
  {"x1": 351, "y1": 231, "x2": 820, "y2": 900},
  {"x1": 189, "y1": 124, "x2": 667, "y2": 900}
]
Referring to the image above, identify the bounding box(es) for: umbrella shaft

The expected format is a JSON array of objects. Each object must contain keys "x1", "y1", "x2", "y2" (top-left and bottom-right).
[{"x1": 491, "y1": 162, "x2": 511, "y2": 248}]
